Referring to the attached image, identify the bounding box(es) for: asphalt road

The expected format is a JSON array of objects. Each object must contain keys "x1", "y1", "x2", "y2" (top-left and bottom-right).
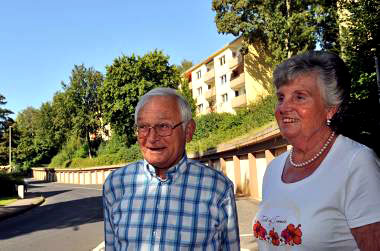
[{"x1": 0, "y1": 180, "x2": 104, "y2": 251}]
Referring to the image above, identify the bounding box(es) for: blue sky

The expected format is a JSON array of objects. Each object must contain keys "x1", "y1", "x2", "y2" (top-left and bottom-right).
[{"x1": 0, "y1": 1, "x2": 235, "y2": 118}]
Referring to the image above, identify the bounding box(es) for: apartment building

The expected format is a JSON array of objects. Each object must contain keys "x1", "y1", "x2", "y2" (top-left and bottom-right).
[{"x1": 184, "y1": 37, "x2": 272, "y2": 115}]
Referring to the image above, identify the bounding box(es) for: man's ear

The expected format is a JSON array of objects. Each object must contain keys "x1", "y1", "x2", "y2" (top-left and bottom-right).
[{"x1": 185, "y1": 119, "x2": 196, "y2": 143}]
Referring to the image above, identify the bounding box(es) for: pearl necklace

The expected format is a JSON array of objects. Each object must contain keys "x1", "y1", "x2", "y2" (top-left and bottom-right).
[{"x1": 289, "y1": 131, "x2": 335, "y2": 168}]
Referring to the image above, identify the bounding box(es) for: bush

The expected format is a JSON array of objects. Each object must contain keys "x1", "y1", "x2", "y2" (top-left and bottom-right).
[
  {"x1": 193, "y1": 112, "x2": 226, "y2": 140},
  {"x1": 65, "y1": 142, "x2": 142, "y2": 168},
  {"x1": 49, "y1": 136, "x2": 86, "y2": 168},
  {"x1": 97, "y1": 133, "x2": 128, "y2": 156},
  {"x1": 187, "y1": 94, "x2": 277, "y2": 153}
]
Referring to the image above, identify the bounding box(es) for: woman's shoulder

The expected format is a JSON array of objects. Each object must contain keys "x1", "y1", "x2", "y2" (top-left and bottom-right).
[
  {"x1": 270, "y1": 151, "x2": 289, "y2": 166},
  {"x1": 336, "y1": 135, "x2": 377, "y2": 157},
  {"x1": 264, "y1": 151, "x2": 289, "y2": 176},
  {"x1": 335, "y1": 135, "x2": 379, "y2": 171}
]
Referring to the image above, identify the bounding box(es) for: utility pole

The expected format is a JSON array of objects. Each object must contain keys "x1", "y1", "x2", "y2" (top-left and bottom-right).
[
  {"x1": 9, "y1": 125, "x2": 12, "y2": 167},
  {"x1": 375, "y1": 54, "x2": 380, "y2": 105},
  {"x1": 372, "y1": 48, "x2": 380, "y2": 105}
]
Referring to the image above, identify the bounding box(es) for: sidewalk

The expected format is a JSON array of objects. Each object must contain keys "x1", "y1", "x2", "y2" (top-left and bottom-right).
[
  {"x1": 236, "y1": 196, "x2": 259, "y2": 251},
  {"x1": 0, "y1": 193, "x2": 45, "y2": 222}
]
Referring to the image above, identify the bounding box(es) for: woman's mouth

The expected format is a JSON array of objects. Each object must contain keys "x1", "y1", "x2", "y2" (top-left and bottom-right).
[{"x1": 282, "y1": 117, "x2": 298, "y2": 123}]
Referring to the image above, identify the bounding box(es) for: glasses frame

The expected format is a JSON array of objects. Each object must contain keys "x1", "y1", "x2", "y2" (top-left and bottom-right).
[{"x1": 134, "y1": 121, "x2": 185, "y2": 137}]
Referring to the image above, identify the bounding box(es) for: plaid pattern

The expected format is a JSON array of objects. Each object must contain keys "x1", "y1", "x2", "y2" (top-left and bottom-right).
[{"x1": 103, "y1": 155, "x2": 240, "y2": 251}]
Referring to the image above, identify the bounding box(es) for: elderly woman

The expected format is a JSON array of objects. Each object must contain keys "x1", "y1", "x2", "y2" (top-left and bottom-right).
[{"x1": 253, "y1": 51, "x2": 380, "y2": 250}]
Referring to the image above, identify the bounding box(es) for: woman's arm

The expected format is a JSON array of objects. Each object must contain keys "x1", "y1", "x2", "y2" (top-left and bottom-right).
[{"x1": 351, "y1": 221, "x2": 380, "y2": 251}]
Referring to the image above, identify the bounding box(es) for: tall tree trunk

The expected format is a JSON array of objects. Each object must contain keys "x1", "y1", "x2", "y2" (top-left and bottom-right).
[
  {"x1": 86, "y1": 128, "x2": 93, "y2": 159},
  {"x1": 285, "y1": 0, "x2": 292, "y2": 58}
]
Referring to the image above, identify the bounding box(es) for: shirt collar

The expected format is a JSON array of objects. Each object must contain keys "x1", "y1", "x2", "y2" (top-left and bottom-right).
[{"x1": 144, "y1": 154, "x2": 188, "y2": 183}]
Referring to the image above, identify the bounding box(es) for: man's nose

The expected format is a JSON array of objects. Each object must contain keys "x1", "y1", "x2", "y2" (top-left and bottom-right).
[{"x1": 146, "y1": 126, "x2": 160, "y2": 141}]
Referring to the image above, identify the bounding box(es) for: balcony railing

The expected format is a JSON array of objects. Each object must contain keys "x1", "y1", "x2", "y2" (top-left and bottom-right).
[
  {"x1": 229, "y1": 55, "x2": 243, "y2": 69},
  {"x1": 204, "y1": 68, "x2": 215, "y2": 83},
  {"x1": 231, "y1": 94, "x2": 247, "y2": 108},
  {"x1": 205, "y1": 87, "x2": 216, "y2": 100},
  {"x1": 230, "y1": 72, "x2": 245, "y2": 90}
]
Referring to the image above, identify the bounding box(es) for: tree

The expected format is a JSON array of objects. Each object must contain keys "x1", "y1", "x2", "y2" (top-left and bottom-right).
[
  {"x1": 177, "y1": 59, "x2": 194, "y2": 74},
  {"x1": 14, "y1": 107, "x2": 40, "y2": 168},
  {"x1": 0, "y1": 94, "x2": 14, "y2": 165},
  {"x1": 50, "y1": 91, "x2": 74, "y2": 148},
  {"x1": 212, "y1": 0, "x2": 340, "y2": 65},
  {"x1": 0, "y1": 94, "x2": 13, "y2": 137},
  {"x1": 339, "y1": 0, "x2": 379, "y2": 99},
  {"x1": 178, "y1": 79, "x2": 196, "y2": 117},
  {"x1": 62, "y1": 65, "x2": 104, "y2": 158},
  {"x1": 99, "y1": 50, "x2": 181, "y2": 146},
  {"x1": 337, "y1": 0, "x2": 380, "y2": 154},
  {"x1": 176, "y1": 59, "x2": 196, "y2": 116}
]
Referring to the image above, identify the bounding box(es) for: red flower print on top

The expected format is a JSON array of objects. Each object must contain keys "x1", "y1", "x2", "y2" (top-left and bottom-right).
[
  {"x1": 281, "y1": 224, "x2": 302, "y2": 245},
  {"x1": 253, "y1": 220, "x2": 303, "y2": 247},
  {"x1": 253, "y1": 220, "x2": 267, "y2": 240},
  {"x1": 269, "y1": 228, "x2": 280, "y2": 246}
]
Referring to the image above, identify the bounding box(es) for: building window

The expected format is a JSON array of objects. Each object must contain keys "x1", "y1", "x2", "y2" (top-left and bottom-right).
[
  {"x1": 235, "y1": 88, "x2": 246, "y2": 97},
  {"x1": 197, "y1": 87, "x2": 202, "y2": 96},
  {"x1": 220, "y1": 74, "x2": 227, "y2": 85},
  {"x1": 207, "y1": 84, "x2": 211, "y2": 89},
  {"x1": 197, "y1": 103, "x2": 204, "y2": 112},
  {"x1": 196, "y1": 70, "x2": 202, "y2": 79},
  {"x1": 222, "y1": 93, "x2": 228, "y2": 103},
  {"x1": 219, "y1": 55, "x2": 226, "y2": 65}
]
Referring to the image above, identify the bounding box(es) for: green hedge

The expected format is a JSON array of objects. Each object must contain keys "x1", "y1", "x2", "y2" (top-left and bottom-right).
[{"x1": 187, "y1": 94, "x2": 277, "y2": 153}]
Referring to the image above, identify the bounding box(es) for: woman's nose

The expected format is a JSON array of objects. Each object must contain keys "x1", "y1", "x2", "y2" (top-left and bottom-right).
[{"x1": 277, "y1": 98, "x2": 292, "y2": 113}]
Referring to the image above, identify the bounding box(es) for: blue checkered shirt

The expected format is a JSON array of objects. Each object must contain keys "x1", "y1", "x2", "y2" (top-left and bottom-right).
[{"x1": 103, "y1": 155, "x2": 240, "y2": 250}]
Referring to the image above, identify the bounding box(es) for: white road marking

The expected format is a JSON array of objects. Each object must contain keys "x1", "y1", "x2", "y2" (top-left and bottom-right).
[
  {"x1": 92, "y1": 241, "x2": 105, "y2": 251},
  {"x1": 240, "y1": 233, "x2": 254, "y2": 237}
]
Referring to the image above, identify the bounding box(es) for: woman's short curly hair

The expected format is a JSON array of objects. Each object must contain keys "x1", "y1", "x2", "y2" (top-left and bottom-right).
[{"x1": 273, "y1": 51, "x2": 351, "y2": 131}]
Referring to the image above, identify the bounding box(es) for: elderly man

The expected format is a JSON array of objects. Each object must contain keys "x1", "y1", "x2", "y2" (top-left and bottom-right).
[{"x1": 103, "y1": 87, "x2": 240, "y2": 250}]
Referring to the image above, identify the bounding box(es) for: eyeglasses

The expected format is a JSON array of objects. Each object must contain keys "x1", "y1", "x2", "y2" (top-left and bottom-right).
[{"x1": 134, "y1": 121, "x2": 184, "y2": 137}]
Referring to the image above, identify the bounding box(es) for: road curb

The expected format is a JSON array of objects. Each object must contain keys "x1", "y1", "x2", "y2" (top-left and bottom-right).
[{"x1": 0, "y1": 196, "x2": 45, "y2": 221}]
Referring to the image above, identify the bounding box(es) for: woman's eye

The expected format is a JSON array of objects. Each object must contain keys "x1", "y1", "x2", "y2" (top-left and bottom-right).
[{"x1": 296, "y1": 95, "x2": 305, "y2": 100}]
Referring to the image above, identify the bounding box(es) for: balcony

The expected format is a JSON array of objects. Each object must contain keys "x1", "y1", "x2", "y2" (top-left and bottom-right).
[
  {"x1": 230, "y1": 72, "x2": 245, "y2": 90},
  {"x1": 231, "y1": 94, "x2": 247, "y2": 108},
  {"x1": 204, "y1": 86, "x2": 216, "y2": 101},
  {"x1": 229, "y1": 55, "x2": 243, "y2": 69},
  {"x1": 204, "y1": 68, "x2": 215, "y2": 84}
]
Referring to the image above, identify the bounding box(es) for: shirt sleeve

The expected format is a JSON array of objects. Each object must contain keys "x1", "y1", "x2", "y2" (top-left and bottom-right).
[
  {"x1": 219, "y1": 184, "x2": 241, "y2": 251},
  {"x1": 345, "y1": 147, "x2": 380, "y2": 228},
  {"x1": 103, "y1": 180, "x2": 116, "y2": 251}
]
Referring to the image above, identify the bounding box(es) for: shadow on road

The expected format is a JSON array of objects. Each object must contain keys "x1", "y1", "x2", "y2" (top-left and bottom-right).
[{"x1": 0, "y1": 183, "x2": 103, "y2": 240}]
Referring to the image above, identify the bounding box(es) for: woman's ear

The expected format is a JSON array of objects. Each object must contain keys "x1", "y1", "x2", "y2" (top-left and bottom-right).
[
  {"x1": 185, "y1": 119, "x2": 196, "y2": 143},
  {"x1": 327, "y1": 105, "x2": 338, "y2": 120}
]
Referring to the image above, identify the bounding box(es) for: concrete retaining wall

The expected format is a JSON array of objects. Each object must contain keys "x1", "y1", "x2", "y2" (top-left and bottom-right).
[
  {"x1": 32, "y1": 165, "x2": 121, "y2": 185},
  {"x1": 32, "y1": 124, "x2": 289, "y2": 200}
]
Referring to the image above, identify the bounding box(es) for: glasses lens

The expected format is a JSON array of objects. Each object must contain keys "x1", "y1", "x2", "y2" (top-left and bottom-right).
[
  {"x1": 156, "y1": 124, "x2": 171, "y2": 136},
  {"x1": 135, "y1": 122, "x2": 183, "y2": 137}
]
